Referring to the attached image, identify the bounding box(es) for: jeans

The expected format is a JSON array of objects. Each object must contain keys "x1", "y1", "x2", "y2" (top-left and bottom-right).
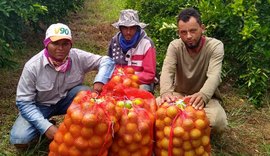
[
  {"x1": 10, "y1": 85, "x2": 90, "y2": 144},
  {"x1": 140, "y1": 83, "x2": 155, "y2": 93}
]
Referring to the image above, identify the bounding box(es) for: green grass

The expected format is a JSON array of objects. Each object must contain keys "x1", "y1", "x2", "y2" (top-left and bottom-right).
[
  {"x1": 0, "y1": 0, "x2": 126, "y2": 155},
  {"x1": 1, "y1": 0, "x2": 270, "y2": 155}
]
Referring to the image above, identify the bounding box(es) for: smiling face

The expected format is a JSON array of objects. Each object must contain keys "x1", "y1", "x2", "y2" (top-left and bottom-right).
[
  {"x1": 47, "y1": 39, "x2": 72, "y2": 61},
  {"x1": 178, "y1": 17, "x2": 205, "y2": 49},
  {"x1": 120, "y1": 26, "x2": 138, "y2": 41}
]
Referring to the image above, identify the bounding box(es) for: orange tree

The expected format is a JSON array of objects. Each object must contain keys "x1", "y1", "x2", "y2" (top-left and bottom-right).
[
  {"x1": 0, "y1": 0, "x2": 84, "y2": 68},
  {"x1": 127, "y1": 0, "x2": 270, "y2": 107}
]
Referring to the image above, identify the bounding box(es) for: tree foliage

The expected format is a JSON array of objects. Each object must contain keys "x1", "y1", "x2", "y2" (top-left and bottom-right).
[
  {"x1": 127, "y1": 0, "x2": 270, "y2": 107},
  {"x1": 0, "y1": 0, "x2": 84, "y2": 68}
]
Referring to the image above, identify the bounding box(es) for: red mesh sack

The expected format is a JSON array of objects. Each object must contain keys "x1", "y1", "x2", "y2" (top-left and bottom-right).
[
  {"x1": 101, "y1": 66, "x2": 140, "y2": 97},
  {"x1": 109, "y1": 102, "x2": 154, "y2": 156},
  {"x1": 48, "y1": 90, "x2": 118, "y2": 156},
  {"x1": 154, "y1": 98, "x2": 211, "y2": 156}
]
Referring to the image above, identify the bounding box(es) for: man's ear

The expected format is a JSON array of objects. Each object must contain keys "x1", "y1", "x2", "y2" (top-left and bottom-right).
[{"x1": 201, "y1": 24, "x2": 206, "y2": 33}]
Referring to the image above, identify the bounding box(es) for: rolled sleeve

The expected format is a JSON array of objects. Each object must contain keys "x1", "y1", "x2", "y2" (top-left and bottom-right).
[
  {"x1": 94, "y1": 56, "x2": 115, "y2": 84},
  {"x1": 16, "y1": 101, "x2": 53, "y2": 134}
]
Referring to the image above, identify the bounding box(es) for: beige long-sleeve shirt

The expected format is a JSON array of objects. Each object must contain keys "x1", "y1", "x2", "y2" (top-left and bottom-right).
[{"x1": 160, "y1": 37, "x2": 224, "y2": 103}]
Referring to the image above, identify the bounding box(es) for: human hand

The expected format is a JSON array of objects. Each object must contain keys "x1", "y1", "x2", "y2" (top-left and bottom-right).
[
  {"x1": 161, "y1": 92, "x2": 182, "y2": 104},
  {"x1": 187, "y1": 92, "x2": 205, "y2": 110},
  {"x1": 93, "y1": 82, "x2": 104, "y2": 94},
  {"x1": 45, "y1": 125, "x2": 58, "y2": 140}
]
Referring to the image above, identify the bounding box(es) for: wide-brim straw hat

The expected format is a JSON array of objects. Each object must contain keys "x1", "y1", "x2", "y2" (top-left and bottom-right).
[{"x1": 112, "y1": 9, "x2": 148, "y2": 29}]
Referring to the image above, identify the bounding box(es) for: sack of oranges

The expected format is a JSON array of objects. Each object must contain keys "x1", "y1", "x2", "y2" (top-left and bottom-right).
[
  {"x1": 109, "y1": 98, "x2": 154, "y2": 156},
  {"x1": 101, "y1": 66, "x2": 140, "y2": 97},
  {"x1": 48, "y1": 91, "x2": 118, "y2": 156},
  {"x1": 154, "y1": 98, "x2": 211, "y2": 156}
]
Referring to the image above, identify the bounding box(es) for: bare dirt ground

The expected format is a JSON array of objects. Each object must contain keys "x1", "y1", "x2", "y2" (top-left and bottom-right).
[{"x1": 0, "y1": 1, "x2": 270, "y2": 156}]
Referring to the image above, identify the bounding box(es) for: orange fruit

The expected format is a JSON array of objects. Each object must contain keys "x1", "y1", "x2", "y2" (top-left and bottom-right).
[
  {"x1": 123, "y1": 78, "x2": 132, "y2": 87},
  {"x1": 166, "y1": 105, "x2": 178, "y2": 118},
  {"x1": 49, "y1": 140, "x2": 59, "y2": 153},
  {"x1": 201, "y1": 135, "x2": 210, "y2": 146},
  {"x1": 131, "y1": 151, "x2": 141, "y2": 156},
  {"x1": 132, "y1": 98, "x2": 143, "y2": 105},
  {"x1": 81, "y1": 113, "x2": 97, "y2": 127},
  {"x1": 156, "y1": 130, "x2": 164, "y2": 139},
  {"x1": 156, "y1": 107, "x2": 167, "y2": 119},
  {"x1": 182, "y1": 131, "x2": 190, "y2": 141},
  {"x1": 190, "y1": 128, "x2": 202, "y2": 139},
  {"x1": 58, "y1": 123, "x2": 67, "y2": 133},
  {"x1": 163, "y1": 126, "x2": 171, "y2": 137},
  {"x1": 182, "y1": 118, "x2": 194, "y2": 130},
  {"x1": 183, "y1": 141, "x2": 192, "y2": 151},
  {"x1": 173, "y1": 126, "x2": 185, "y2": 137},
  {"x1": 123, "y1": 134, "x2": 133, "y2": 144},
  {"x1": 67, "y1": 104, "x2": 80, "y2": 116},
  {"x1": 196, "y1": 110, "x2": 206, "y2": 119},
  {"x1": 117, "y1": 100, "x2": 125, "y2": 108},
  {"x1": 195, "y1": 119, "x2": 207, "y2": 129},
  {"x1": 69, "y1": 124, "x2": 81, "y2": 137},
  {"x1": 69, "y1": 146, "x2": 81, "y2": 156},
  {"x1": 133, "y1": 132, "x2": 142, "y2": 142},
  {"x1": 184, "y1": 150, "x2": 196, "y2": 156},
  {"x1": 127, "y1": 111, "x2": 138, "y2": 123},
  {"x1": 111, "y1": 75, "x2": 122, "y2": 84},
  {"x1": 118, "y1": 149, "x2": 130, "y2": 156},
  {"x1": 138, "y1": 121, "x2": 149, "y2": 134},
  {"x1": 94, "y1": 122, "x2": 108, "y2": 135},
  {"x1": 63, "y1": 115, "x2": 73, "y2": 128},
  {"x1": 141, "y1": 147, "x2": 150, "y2": 155},
  {"x1": 53, "y1": 132, "x2": 63, "y2": 144},
  {"x1": 155, "y1": 119, "x2": 165, "y2": 130},
  {"x1": 74, "y1": 136, "x2": 88, "y2": 150},
  {"x1": 71, "y1": 109, "x2": 83, "y2": 124},
  {"x1": 130, "y1": 74, "x2": 139, "y2": 82},
  {"x1": 81, "y1": 101, "x2": 94, "y2": 110},
  {"x1": 63, "y1": 132, "x2": 74, "y2": 146},
  {"x1": 125, "y1": 67, "x2": 135, "y2": 74},
  {"x1": 161, "y1": 137, "x2": 169, "y2": 149},
  {"x1": 172, "y1": 137, "x2": 183, "y2": 147},
  {"x1": 127, "y1": 143, "x2": 139, "y2": 152},
  {"x1": 195, "y1": 145, "x2": 205, "y2": 155},
  {"x1": 141, "y1": 135, "x2": 151, "y2": 145},
  {"x1": 173, "y1": 147, "x2": 184, "y2": 155},
  {"x1": 126, "y1": 122, "x2": 137, "y2": 133},
  {"x1": 89, "y1": 135, "x2": 103, "y2": 148},
  {"x1": 161, "y1": 149, "x2": 168, "y2": 156},
  {"x1": 81, "y1": 127, "x2": 94, "y2": 138},
  {"x1": 58, "y1": 143, "x2": 69, "y2": 155},
  {"x1": 191, "y1": 139, "x2": 202, "y2": 148},
  {"x1": 164, "y1": 117, "x2": 172, "y2": 126},
  {"x1": 131, "y1": 81, "x2": 139, "y2": 88}
]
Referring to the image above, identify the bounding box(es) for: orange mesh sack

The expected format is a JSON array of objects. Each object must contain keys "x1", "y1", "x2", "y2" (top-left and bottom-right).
[
  {"x1": 48, "y1": 91, "x2": 117, "y2": 156},
  {"x1": 154, "y1": 98, "x2": 211, "y2": 156},
  {"x1": 109, "y1": 99, "x2": 155, "y2": 156}
]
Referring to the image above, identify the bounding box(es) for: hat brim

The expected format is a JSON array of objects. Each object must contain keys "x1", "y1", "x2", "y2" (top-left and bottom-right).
[
  {"x1": 112, "y1": 22, "x2": 148, "y2": 29},
  {"x1": 50, "y1": 36, "x2": 72, "y2": 42}
]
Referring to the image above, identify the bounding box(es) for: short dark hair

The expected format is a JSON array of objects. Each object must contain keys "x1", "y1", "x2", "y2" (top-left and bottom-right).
[{"x1": 177, "y1": 8, "x2": 202, "y2": 25}]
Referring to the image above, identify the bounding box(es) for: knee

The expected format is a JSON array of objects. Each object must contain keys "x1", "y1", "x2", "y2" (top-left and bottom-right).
[
  {"x1": 69, "y1": 85, "x2": 91, "y2": 96},
  {"x1": 208, "y1": 109, "x2": 228, "y2": 134}
]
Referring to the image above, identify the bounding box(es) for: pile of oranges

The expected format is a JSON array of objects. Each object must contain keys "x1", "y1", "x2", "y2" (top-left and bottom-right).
[
  {"x1": 155, "y1": 99, "x2": 211, "y2": 156},
  {"x1": 49, "y1": 66, "x2": 212, "y2": 156}
]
